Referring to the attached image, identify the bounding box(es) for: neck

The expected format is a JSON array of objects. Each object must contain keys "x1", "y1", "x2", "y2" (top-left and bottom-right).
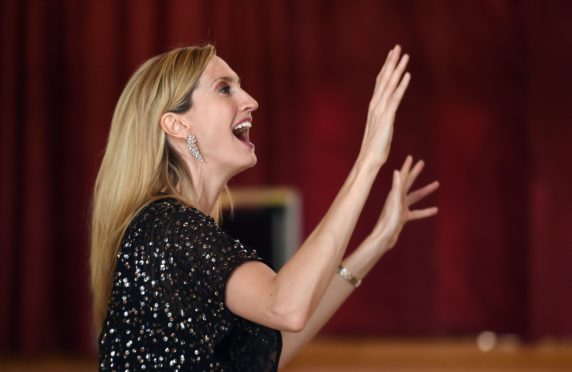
[{"x1": 187, "y1": 161, "x2": 228, "y2": 217}]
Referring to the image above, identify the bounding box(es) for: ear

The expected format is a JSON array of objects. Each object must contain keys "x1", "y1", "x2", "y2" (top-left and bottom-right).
[{"x1": 160, "y1": 112, "x2": 189, "y2": 139}]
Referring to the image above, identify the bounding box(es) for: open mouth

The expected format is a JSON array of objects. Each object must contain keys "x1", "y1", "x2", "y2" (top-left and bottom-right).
[{"x1": 232, "y1": 121, "x2": 254, "y2": 147}]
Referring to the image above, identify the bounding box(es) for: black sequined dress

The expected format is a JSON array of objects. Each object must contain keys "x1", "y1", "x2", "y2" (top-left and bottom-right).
[{"x1": 98, "y1": 198, "x2": 282, "y2": 371}]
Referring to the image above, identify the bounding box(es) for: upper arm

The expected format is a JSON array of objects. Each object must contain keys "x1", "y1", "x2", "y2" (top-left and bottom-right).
[
  {"x1": 165, "y1": 207, "x2": 304, "y2": 332},
  {"x1": 226, "y1": 261, "x2": 304, "y2": 332}
]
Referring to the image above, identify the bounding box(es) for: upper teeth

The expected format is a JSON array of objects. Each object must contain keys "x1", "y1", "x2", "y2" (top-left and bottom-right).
[{"x1": 233, "y1": 121, "x2": 252, "y2": 131}]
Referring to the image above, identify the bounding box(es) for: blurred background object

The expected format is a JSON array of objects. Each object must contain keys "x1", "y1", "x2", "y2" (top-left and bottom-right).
[
  {"x1": 1, "y1": 0, "x2": 572, "y2": 369},
  {"x1": 221, "y1": 187, "x2": 302, "y2": 270}
]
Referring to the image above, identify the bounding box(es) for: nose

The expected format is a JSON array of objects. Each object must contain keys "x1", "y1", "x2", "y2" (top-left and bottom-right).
[{"x1": 240, "y1": 90, "x2": 259, "y2": 113}]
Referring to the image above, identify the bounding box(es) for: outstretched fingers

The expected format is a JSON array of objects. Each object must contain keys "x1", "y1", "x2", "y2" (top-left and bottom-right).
[
  {"x1": 376, "y1": 45, "x2": 401, "y2": 86},
  {"x1": 398, "y1": 156, "x2": 426, "y2": 194},
  {"x1": 408, "y1": 207, "x2": 439, "y2": 221},
  {"x1": 375, "y1": 48, "x2": 395, "y2": 86},
  {"x1": 387, "y1": 71, "x2": 411, "y2": 112},
  {"x1": 380, "y1": 53, "x2": 410, "y2": 106},
  {"x1": 399, "y1": 155, "x2": 414, "y2": 182},
  {"x1": 406, "y1": 180, "x2": 440, "y2": 205},
  {"x1": 405, "y1": 159, "x2": 425, "y2": 191},
  {"x1": 371, "y1": 45, "x2": 405, "y2": 106}
]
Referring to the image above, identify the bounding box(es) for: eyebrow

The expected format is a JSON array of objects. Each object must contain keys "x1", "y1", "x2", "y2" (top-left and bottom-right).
[{"x1": 212, "y1": 75, "x2": 241, "y2": 87}]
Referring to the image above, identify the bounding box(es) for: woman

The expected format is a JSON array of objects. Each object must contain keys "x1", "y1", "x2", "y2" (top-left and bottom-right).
[{"x1": 91, "y1": 44, "x2": 438, "y2": 371}]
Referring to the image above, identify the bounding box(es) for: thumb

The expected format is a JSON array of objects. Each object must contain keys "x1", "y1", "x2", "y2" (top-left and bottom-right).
[
  {"x1": 393, "y1": 170, "x2": 401, "y2": 189},
  {"x1": 390, "y1": 170, "x2": 401, "y2": 209}
]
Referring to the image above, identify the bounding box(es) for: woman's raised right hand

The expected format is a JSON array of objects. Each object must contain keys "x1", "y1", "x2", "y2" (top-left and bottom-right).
[{"x1": 359, "y1": 45, "x2": 411, "y2": 168}]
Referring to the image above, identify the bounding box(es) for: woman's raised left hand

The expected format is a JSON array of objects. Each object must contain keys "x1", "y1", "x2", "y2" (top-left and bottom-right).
[{"x1": 372, "y1": 155, "x2": 439, "y2": 251}]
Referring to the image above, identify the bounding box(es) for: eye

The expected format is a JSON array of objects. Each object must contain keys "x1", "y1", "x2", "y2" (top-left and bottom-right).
[{"x1": 218, "y1": 84, "x2": 231, "y2": 95}]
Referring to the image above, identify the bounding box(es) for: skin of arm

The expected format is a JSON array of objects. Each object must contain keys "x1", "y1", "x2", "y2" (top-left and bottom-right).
[
  {"x1": 226, "y1": 45, "x2": 412, "y2": 332},
  {"x1": 227, "y1": 157, "x2": 379, "y2": 332},
  {"x1": 278, "y1": 156, "x2": 439, "y2": 367}
]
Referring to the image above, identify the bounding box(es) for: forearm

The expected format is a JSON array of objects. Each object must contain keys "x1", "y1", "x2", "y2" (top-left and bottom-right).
[
  {"x1": 271, "y1": 157, "x2": 380, "y2": 327},
  {"x1": 278, "y1": 235, "x2": 388, "y2": 367}
]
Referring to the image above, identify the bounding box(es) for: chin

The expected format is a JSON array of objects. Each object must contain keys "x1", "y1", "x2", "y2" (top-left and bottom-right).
[
  {"x1": 229, "y1": 154, "x2": 257, "y2": 178},
  {"x1": 248, "y1": 153, "x2": 257, "y2": 167},
  {"x1": 241, "y1": 154, "x2": 258, "y2": 171}
]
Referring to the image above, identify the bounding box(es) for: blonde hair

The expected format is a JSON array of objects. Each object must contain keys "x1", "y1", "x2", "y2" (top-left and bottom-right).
[{"x1": 90, "y1": 45, "x2": 220, "y2": 332}]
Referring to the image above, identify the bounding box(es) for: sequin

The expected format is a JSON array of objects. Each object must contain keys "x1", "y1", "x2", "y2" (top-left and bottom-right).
[{"x1": 98, "y1": 198, "x2": 282, "y2": 371}]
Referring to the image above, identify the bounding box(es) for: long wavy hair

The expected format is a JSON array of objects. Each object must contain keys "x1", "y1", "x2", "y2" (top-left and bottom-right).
[{"x1": 90, "y1": 44, "x2": 220, "y2": 332}]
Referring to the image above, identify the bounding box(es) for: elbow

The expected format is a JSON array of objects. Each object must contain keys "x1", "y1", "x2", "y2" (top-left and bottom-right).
[
  {"x1": 283, "y1": 313, "x2": 307, "y2": 333},
  {"x1": 271, "y1": 304, "x2": 309, "y2": 333}
]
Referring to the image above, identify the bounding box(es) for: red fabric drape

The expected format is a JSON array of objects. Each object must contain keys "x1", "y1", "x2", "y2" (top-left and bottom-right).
[{"x1": 1, "y1": 0, "x2": 571, "y2": 354}]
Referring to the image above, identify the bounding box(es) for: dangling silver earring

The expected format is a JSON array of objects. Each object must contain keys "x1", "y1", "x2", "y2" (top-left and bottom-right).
[{"x1": 186, "y1": 134, "x2": 203, "y2": 162}]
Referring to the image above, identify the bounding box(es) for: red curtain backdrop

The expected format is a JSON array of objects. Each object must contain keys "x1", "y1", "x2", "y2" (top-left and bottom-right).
[{"x1": 1, "y1": 0, "x2": 571, "y2": 354}]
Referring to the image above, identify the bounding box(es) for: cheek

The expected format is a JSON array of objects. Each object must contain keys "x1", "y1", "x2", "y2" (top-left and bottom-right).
[
  {"x1": 191, "y1": 110, "x2": 227, "y2": 139},
  {"x1": 190, "y1": 101, "x2": 237, "y2": 150},
  {"x1": 205, "y1": 109, "x2": 235, "y2": 139},
  {"x1": 198, "y1": 122, "x2": 233, "y2": 154},
  {"x1": 200, "y1": 102, "x2": 234, "y2": 126}
]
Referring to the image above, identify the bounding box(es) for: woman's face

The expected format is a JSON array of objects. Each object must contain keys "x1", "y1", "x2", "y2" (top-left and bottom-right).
[{"x1": 181, "y1": 56, "x2": 259, "y2": 178}]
